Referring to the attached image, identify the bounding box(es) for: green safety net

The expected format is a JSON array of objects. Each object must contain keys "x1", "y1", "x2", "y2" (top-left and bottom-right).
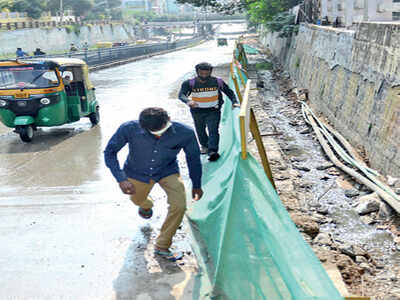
[
  {"x1": 243, "y1": 44, "x2": 259, "y2": 55},
  {"x1": 186, "y1": 46, "x2": 343, "y2": 300}
]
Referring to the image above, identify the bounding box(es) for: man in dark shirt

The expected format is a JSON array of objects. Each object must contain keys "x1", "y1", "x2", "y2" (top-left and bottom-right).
[
  {"x1": 33, "y1": 48, "x2": 46, "y2": 56},
  {"x1": 178, "y1": 62, "x2": 240, "y2": 161},
  {"x1": 104, "y1": 107, "x2": 203, "y2": 261}
]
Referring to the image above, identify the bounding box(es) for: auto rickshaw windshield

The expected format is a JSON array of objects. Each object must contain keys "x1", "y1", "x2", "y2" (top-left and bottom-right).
[{"x1": 0, "y1": 65, "x2": 60, "y2": 90}]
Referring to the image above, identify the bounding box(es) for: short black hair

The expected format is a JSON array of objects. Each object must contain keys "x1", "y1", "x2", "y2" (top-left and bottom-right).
[{"x1": 139, "y1": 107, "x2": 170, "y2": 131}]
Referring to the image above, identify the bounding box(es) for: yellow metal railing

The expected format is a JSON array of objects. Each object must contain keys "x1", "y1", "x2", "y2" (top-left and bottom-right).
[
  {"x1": 231, "y1": 49, "x2": 276, "y2": 189},
  {"x1": 239, "y1": 79, "x2": 251, "y2": 160}
]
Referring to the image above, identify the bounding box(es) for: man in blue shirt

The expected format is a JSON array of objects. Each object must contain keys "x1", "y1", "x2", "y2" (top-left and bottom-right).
[
  {"x1": 16, "y1": 48, "x2": 28, "y2": 58},
  {"x1": 104, "y1": 107, "x2": 203, "y2": 261}
]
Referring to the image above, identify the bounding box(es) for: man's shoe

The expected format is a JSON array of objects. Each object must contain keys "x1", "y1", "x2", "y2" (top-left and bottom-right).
[
  {"x1": 154, "y1": 248, "x2": 184, "y2": 262},
  {"x1": 200, "y1": 146, "x2": 208, "y2": 155},
  {"x1": 208, "y1": 152, "x2": 220, "y2": 161},
  {"x1": 138, "y1": 207, "x2": 153, "y2": 219}
]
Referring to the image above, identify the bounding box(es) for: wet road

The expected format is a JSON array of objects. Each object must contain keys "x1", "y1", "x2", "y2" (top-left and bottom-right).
[{"x1": 0, "y1": 31, "x2": 238, "y2": 299}]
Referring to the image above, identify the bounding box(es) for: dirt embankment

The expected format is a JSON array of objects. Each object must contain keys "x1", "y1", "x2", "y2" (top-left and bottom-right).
[{"x1": 241, "y1": 36, "x2": 400, "y2": 300}]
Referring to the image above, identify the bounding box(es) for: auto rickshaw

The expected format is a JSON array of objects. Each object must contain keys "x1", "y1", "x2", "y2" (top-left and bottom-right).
[
  {"x1": 0, "y1": 58, "x2": 99, "y2": 142},
  {"x1": 217, "y1": 38, "x2": 228, "y2": 47}
]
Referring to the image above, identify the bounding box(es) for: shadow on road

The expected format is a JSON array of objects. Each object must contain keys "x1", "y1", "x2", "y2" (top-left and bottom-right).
[
  {"x1": 113, "y1": 225, "x2": 192, "y2": 300},
  {"x1": 0, "y1": 124, "x2": 98, "y2": 154}
]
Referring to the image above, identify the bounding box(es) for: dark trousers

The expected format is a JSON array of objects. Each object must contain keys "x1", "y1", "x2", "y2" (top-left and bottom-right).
[{"x1": 190, "y1": 109, "x2": 221, "y2": 153}]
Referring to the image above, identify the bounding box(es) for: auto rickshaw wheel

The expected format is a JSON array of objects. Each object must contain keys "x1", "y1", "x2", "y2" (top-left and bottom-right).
[
  {"x1": 19, "y1": 125, "x2": 34, "y2": 142},
  {"x1": 89, "y1": 106, "x2": 100, "y2": 125}
]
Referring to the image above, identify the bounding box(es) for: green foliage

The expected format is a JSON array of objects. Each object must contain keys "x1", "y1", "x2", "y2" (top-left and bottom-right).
[
  {"x1": 92, "y1": 0, "x2": 122, "y2": 20},
  {"x1": 67, "y1": 0, "x2": 94, "y2": 17},
  {"x1": 247, "y1": 0, "x2": 298, "y2": 24},
  {"x1": 2, "y1": 0, "x2": 121, "y2": 20},
  {"x1": 64, "y1": 24, "x2": 73, "y2": 34},
  {"x1": 265, "y1": 12, "x2": 299, "y2": 37},
  {"x1": 11, "y1": 0, "x2": 46, "y2": 19},
  {"x1": 63, "y1": 24, "x2": 80, "y2": 35},
  {"x1": 295, "y1": 57, "x2": 300, "y2": 68},
  {"x1": 0, "y1": 1, "x2": 13, "y2": 11},
  {"x1": 174, "y1": 0, "x2": 301, "y2": 28},
  {"x1": 256, "y1": 61, "x2": 273, "y2": 71},
  {"x1": 110, "y1": 8, "x2": 122, "y2": 20},
  {"x1": 175, "y1": 0, "x2": 219, "y2": 8},
  {"x1": 46, "y1": 0, "x2": 95, "y2": 17},
  {"x1": 72, "y1": 23, "x2": 81, "y2": 35},
  {"x1": 122, "y1": 10, "x2": 155, "y2": 22}
]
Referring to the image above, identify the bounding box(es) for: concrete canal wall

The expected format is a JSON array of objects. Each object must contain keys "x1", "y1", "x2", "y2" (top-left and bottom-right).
[
  {"x1": 260, "y1": 23, "x2": 400, "y2": 177},
  {"x1": 0, "y1": 23, "x2": 137, "y2": 56}
]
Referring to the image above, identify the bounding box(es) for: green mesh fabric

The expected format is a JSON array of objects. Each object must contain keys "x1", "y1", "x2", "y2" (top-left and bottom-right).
[
  {"x1": 243, "y1": 44, "x2": 259, "y2": 55},
  {"x1": 187, "y1": 48, "x2": 343, "y2": 300}
]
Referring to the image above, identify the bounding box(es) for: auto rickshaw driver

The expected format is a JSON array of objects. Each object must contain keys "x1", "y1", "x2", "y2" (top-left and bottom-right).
[{"x1": 63, "y1": 74, "x2": 72, "y2": 94}]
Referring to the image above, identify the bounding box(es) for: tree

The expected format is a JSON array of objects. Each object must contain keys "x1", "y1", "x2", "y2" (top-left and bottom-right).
[
  {"x1": 11, "y1": 0, "x2": 47, "y2": 19},
  {"x1": 44, "y1": 0, "x2": 62, "y2": 15},
  {"x1": 175, "y1": 0, "x2": 249, "y2": 15},
  {"x1": 68, "y1": 0, "x2": 94, "y2": 17},
  {"x1": 0, "y1": 0, "x2": 14, "y2": 10},
  {"x1": 49, "y1": 0, "x2": 94, "y2": 17},
  {"x1": 175, "y1": 0, "x2": 300, "y2": 22},
  {"x1": 92, "y1": 0, "x2": 122, "y2": 20}
]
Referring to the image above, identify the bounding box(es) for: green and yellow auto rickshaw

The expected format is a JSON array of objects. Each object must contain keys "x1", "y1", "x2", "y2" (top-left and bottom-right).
[
  {"x1": 217, "y1": 38, "x2": 228, "y2": 47},
  {"x1": 0, "y1": 58, "x2": 99, "y2": 142}
]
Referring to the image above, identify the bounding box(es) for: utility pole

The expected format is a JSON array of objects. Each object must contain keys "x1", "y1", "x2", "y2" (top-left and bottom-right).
[
  {"x1": 59, "y1": 0, "x2": 63, "y2": 23},
  {"x1": 106, "y1": 0, "x2": 110, "y2": 20}
]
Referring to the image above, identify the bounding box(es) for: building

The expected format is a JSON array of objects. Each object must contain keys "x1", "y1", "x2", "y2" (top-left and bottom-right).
[{"x1": 319, "y1": 0, "x2": 399, "y2": 25}]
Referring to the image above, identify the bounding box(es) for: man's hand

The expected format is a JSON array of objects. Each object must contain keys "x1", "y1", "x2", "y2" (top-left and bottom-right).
[
  {"x1": 119, "y1": 180, "x2": 136, "y2": 195},
  {"x1": 192, "y1": 188, "x2": 203, "y2": 201},
  {"x1": 188, "y1": 101, "x2": 199, "y2": 108},
  {"x1": 232, "y1": 103, "x2": 240, "y2": 109}
]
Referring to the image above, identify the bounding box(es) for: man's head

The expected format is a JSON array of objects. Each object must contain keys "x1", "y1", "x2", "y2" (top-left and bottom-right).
[
  {"x1": 139, "y1": 107, "x2": 171, "y2": 134},
  {"x1": 63, "y1": 75, "x2": 71, "y2": 85},
  {"x1": 17, "y1": 48, "x2": 22, "y2": 51},
  {"x1": 195, "y1": 62, "x2": 213, "y2": 81}
]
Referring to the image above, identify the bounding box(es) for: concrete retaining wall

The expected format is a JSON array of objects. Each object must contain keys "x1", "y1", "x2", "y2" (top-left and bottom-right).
[
  {"x1": 260, "y1": 23, "x2": 400, "y2": 177},
  {"x1": 0, "y1": 23, "x2": 137, "y2": 56}
]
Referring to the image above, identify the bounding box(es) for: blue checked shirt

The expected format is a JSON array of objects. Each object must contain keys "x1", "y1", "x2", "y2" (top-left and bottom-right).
[{"x1": 104, "y1": 121, "x2": 202, "y2": 188}]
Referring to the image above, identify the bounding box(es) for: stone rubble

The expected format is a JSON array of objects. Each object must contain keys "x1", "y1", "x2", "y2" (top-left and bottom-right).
[{"x1": 243, "y1": 36, "x2": 400, "y2": 300}]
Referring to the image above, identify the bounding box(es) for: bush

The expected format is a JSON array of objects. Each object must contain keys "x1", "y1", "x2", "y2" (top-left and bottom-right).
[
  {"x1": 72, "y1": 24, "x2": 81, "y2": 35},
  {"x1": 256, "y1": 61, "x2": 273, "y2": 71},
  {"x1": 64, "y1": 25, "x2": 73, "y2": 34},
  {"x1": 265, "y1": 12, "x2": 299, "y2": 38}
]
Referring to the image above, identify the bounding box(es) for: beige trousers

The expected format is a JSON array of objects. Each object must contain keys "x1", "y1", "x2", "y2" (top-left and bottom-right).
[{"x1": 127, "y1": 174, "x2": 186, "y2": 249}]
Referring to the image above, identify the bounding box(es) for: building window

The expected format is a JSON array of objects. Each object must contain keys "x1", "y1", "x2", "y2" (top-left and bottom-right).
[{"x1": 393, "y1": 12, "x2": 400, "y2": 20}]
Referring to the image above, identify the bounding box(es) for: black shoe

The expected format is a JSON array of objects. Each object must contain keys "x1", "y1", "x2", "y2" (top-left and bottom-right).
[{"x1": 208, "y1": 152, "x2": 220, "y2": 161}]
